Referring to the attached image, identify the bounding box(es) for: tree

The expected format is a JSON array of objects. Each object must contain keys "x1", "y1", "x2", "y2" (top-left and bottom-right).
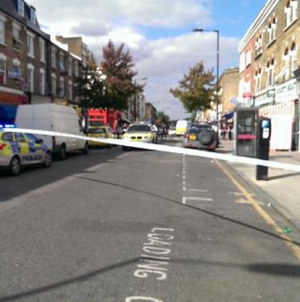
[
  {"x1": 101, "y1": 40, "x2": 144, "y2": 110},
  {"x1": 170, "y1": 62, "x2": 215, "y2": 114},
  {"x1": 74, "y1": 66, "x2": 108, "y2": 109},
  {"x1": 156, "y1": 111, "x2": 170, "y2": 125}
]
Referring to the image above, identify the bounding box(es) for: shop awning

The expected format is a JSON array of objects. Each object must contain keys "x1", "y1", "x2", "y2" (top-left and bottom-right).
[{"x1": 222, "y1": 111, "x2": 234, "y2": 120}]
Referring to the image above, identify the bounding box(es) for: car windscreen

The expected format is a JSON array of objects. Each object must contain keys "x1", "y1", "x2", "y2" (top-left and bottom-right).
[
  {"x1": 127, "y1": 125, "x2": 151, "y2": 133},
  {"x1": 88, "y1": 128, "x2": 106, "y2": 134}
]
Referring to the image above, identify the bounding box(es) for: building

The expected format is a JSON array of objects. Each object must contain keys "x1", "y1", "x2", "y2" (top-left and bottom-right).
[
  {"x1": 145, "y1": 102, "x2": 157, "y2": 123},
  {"x1": 0, "y1": 0, "x2": 84, "y2": 124},
  {"x1": 238, "y1": 0, "x2": 300, "y2": 151}
]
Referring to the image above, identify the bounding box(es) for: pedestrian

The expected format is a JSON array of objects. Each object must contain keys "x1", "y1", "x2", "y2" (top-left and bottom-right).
[{"x1": 221, "y1": 124, "x2": 227, "y2": 139}]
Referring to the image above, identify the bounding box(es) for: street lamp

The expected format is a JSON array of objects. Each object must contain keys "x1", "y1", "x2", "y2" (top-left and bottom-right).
[
  {"x1": 133, "y1": 77, "x2": 147, "y2": 121},
  {"x1": 192, "y1": 28, "x2": 220, "y2": 146}
]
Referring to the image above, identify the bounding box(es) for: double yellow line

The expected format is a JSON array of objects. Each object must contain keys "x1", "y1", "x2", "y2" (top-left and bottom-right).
[{"x1": 216, "y1": 160, "x2": 300, "y2": 262}]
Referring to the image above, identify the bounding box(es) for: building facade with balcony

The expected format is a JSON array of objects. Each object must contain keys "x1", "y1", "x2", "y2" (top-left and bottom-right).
[{"x1": 238, "y1": 0, "x2": 300, "y2": 151}]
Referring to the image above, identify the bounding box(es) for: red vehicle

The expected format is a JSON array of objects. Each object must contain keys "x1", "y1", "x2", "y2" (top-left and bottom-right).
[{"x1": 87, "y1": 109, "x2": 121, "y2": 133}]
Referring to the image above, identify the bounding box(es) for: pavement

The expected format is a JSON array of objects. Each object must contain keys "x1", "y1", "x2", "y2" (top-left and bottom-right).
[{"x1": 218, "y1": 138, "x2": 300, "y2": 232}]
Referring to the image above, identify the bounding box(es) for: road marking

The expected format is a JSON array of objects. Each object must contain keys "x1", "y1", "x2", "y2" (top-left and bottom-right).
[
  {"x1": 186, "y1": 189, "x2": 208, "y2": 193},
  {"x1": 216, "y1": 159, "x2": 300, "y2": 262},
  {"x1": 182, "y1": 197, "x2": 213, "y2": 204}
]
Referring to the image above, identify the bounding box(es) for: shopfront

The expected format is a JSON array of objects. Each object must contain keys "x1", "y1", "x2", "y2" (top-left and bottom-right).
[
  {"x1": 0, "y1": 88, "x2": 29, "y2": 123},
  {"x1": 255, "y1": 79, "x2": 299, "y2": 151}
]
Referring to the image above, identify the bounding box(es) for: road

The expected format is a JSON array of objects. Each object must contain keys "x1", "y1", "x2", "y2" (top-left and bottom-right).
[{"x1": 1, "y1": 139, "x2": 300, "y2": 302}]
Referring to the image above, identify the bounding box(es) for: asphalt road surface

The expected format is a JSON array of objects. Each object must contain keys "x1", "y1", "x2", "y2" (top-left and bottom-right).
[{"x1": 1, "y1": 140, "x2": 300, "y2": 302}]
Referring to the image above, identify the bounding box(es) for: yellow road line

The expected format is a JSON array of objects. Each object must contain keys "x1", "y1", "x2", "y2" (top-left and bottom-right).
[{"x1": 215, "y1": 159, "x2": 300, "y2": 262}]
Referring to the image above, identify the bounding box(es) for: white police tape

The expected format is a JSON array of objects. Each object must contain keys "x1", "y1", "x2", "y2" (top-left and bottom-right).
[{"x1": 5, "y1": 127, "x2": 300, "y2": 173}]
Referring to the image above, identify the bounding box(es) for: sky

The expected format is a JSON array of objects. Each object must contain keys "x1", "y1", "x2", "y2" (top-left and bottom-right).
[{"x1": 29, "y1": 0, "x2": 266, "y2": 120}]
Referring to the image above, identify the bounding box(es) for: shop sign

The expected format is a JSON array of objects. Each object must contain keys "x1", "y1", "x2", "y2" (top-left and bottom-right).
[
  {"x1": 275, "y1": 79, "x2": 297, "y2": 103},
  {"x1": 0, "y1": 91, "x2": 28, "y2": 105}
]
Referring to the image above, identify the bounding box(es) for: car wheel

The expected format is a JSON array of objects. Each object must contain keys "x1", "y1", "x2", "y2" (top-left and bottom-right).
[
  {"x1": 59, "y1": 144, "x2": 67, "y2": 160},
  {"x1": 199, "y1": 131, "x2": 213, "y2": 146},
  {"x1": 44, "y1": 151, "x2": 53, "y2": 167},
  {"x1": 9, "y1": 156, "x2": 21, "y2": 176},
  {"x1": 82, "y1": 142, "x2": 89, "y2": 154}
]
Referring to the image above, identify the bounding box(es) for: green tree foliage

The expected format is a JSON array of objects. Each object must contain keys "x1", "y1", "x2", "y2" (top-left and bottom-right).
[
  {"x1": 157, "y1": 111, "x2": 170, "y2": 125},
  {"x1": 170, "y1": 62, "x2": 215, "y2": 113},
  {"x1": 74, "y1": 66, "x2": 108, "y2": 109},
  {"x1": 101, "y1": 40, "x2": 144, "y2": 110}
]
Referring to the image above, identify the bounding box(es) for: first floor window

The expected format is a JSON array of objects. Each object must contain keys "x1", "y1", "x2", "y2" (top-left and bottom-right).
[
  {"x1": 39, "y1": 69, "x2": 45, "y2": 95},
  {"x1": 68, "y1": 81, "x2": 73, "y2": 100},
  {"x1": 0, "y1": 18, "x2": 6, "y2": 45},
  {"x1": 0, "y1": 57, "x2": 6, "y2": 84},
  {"x1": 51, "y1": 74, "x2": 56, "y2": 95},
  {"x1": 27, "y1": 66, "x2": 34, "y2": 92},
  {"x1": 60, "y1": 77, "x2": 64, "y2": 97}
]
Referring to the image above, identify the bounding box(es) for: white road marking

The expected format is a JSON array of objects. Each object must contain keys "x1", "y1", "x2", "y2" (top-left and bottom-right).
[
  {"x1": 186, "y1": 189, "x2": 208, "y2": 193},
  {"x1": 182, "y1": 197, "x2": 213, "y2": 204}
]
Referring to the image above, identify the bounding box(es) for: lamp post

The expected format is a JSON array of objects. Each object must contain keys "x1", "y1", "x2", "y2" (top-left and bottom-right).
[
  {"x1": 133, "y1": 77, "x2": 147, "y2": 121},
  {"x1": 192, "y1": 28, "x2": 220, "y2": 146}
]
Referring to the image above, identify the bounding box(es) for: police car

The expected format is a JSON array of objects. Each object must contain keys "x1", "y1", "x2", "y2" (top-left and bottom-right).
[{"x1": 0, "y1": 124, "x2": 53, "y2": 176}]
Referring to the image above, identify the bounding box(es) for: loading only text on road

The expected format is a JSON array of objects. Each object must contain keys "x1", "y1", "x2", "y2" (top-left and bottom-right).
[{"x1": 125, "y1": 227, "x2": 175, "y2": 302}]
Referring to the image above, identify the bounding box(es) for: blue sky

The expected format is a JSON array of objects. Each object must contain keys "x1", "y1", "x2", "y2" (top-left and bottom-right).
[{"x1": 30, "y1": 0, "x2": 266, "y2": 120}]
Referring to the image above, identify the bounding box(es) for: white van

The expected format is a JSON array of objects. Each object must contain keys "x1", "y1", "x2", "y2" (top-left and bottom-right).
[
  {"x1": 175, "y1": 120, "x2": 191, "y2": 136},
  {"x1": 15, "y1": 104, "x2": 88, "y2": 159}
]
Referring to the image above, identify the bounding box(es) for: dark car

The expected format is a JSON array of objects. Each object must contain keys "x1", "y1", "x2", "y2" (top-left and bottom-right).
[{"x1": 183, "y1": 123, "x2": 217, "y2": 151}]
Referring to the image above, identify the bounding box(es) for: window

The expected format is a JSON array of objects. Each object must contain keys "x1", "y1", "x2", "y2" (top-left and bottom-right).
[
  {"x1": 51, "y1": 73, "x2": 56, "y2": 95},
  {"x1": 39, "y1": 68, "x2": 45, "y2": 95},
  {"x1": 12, "y1": 23, "x2": 21, "y2": 50},
  {"x1": 255, "y1": 33, "x2": 263, "y2": 57},
  {"x1": 27, "y1": 32, "x2": 35, "y2": 58},
  {"x1": 290, "y1": 42, "x2": 298, "y2": 77},
  {"x1": 0, "y1": 15, "x2": 6, "y2": 45},
  {"x1": 27, "y1": 64, "x2": 34, "y2": 92},
  {"x1": 285, "y1": 0, "x2": 298, "y2": 28},
  {"x1": 266, "y1": 58, "x2": 275, "y2": 87},
  {"x1": 18, "y1": 0, "x2": 24, "y2": 17},
  {"x1": 267, "y1": 15, "x2": 277, "y2": 44},
  {"x1": 68, "y1": 57, "x2": 72, "y2": 75},
  {"x1": 68, "y1": 80, "x2": 73, "y2": 99},
  {"x1": 254, "y1": 67, "x2": 263, "y2": 93},
  {"x1": 51, "y1": 48, "x2": 57, "y2": 68},
  {"x1": 15, "y1": 132, "x2": 26, "y2": 143},
  {"x1": 283, "y1": 47, "x2": 290, "y2": 80},
  {"x1": 30, "y1": 7, "x2": 36, "y2": 24},
  {"x1": 59, "y1": 77, "x2": 64, "y2": 97},
  {"x1": 59, "y1": 52, "x2": 65, "y2": 72},
  {"x1": 0, "y1": 53, "x2": 7, "y2": 84},
  {"x1": 39, "y1": 38, "x2": 45, "y2": 62},
  {"x1": 74, "y1": 60, "x2": 78, "y2": 76}
]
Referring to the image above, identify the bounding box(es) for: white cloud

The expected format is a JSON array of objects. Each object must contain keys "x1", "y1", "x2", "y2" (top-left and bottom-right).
[{"x1": 29, "y1": 0, "x2": 239, "y2": 120}]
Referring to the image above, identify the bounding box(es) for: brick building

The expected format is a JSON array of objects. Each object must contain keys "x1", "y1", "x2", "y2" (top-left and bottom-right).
[
  {"x1": 238, "y1": 0, "x2": 300, "y2": 151},
  {"x1": 0, "y1": 0, "x2": 84, "y2": 124}
]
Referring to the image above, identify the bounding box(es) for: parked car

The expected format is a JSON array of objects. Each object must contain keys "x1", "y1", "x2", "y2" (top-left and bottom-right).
[
  {"x1": 87, "y1": 126, "x2": 114, "y2": 148},
  {"x1": 0, "y1": 125, "x2": 52, "y2": 176},
  {"x1": 15, "y1": 104, "x2": 88, "y2": 160},
  {"x1": 122, "y1": 122, "x2": 157, "y2": 150},
  {"x1": 183, "y1": 123, "x2": 217, "y2": 151}
]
